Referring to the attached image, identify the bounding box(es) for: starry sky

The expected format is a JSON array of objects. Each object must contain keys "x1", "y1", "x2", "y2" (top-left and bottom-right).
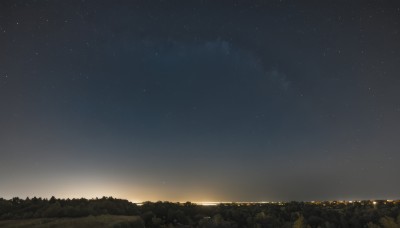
[{"x1": 1, "y1": 0, "x2": 400, "y2": 202}]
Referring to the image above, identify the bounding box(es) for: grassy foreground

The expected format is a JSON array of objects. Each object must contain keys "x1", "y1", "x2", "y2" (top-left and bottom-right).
[{"x1": 0, "y1": 215, "x2": 144, "y2": 228}]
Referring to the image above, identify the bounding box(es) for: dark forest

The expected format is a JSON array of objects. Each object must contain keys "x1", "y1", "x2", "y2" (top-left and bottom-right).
[{"x1": 1, "y1": 197, "x2": 399, "y2": 227}]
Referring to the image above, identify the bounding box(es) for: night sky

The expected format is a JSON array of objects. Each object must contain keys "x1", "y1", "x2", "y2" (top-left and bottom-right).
[{"x1": 1, "y1": 0, "x2": 400, "y2": 203}]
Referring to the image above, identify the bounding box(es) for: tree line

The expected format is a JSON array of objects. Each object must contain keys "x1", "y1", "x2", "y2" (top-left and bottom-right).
[{"x1": 1, "y1": 197, "x2": 400, "y2": 227}]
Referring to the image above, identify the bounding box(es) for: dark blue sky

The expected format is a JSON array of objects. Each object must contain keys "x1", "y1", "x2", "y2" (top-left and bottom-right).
[{"x1": 1, "y1": 0, "x2": 400, "y2": 202}]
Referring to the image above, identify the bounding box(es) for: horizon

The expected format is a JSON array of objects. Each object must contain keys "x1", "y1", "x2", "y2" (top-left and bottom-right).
[{"x1": 2, "y1": 196, "x2": 399, "y2": 205}]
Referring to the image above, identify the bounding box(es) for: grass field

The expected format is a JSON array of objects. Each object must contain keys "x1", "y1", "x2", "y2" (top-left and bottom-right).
[{"x1": 0, "y1": 215, "x2": 144, "y2": 228}]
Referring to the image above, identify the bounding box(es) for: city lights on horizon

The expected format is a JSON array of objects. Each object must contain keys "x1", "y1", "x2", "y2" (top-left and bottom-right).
[
  {"x1": 2, "y1": 195, "x2": 397, "y2": 206},
  {"x1": 128, "y1": 199, "x2": 399, "y2": 206}
]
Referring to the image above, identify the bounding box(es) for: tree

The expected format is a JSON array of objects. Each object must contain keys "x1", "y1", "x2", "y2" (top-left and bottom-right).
[
  {"x1": 379, "y1": 216, "x2": 398, "y2": 228},
  {"x1": 293, "y1": 215, "x2": 309, "y2": 228}
]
